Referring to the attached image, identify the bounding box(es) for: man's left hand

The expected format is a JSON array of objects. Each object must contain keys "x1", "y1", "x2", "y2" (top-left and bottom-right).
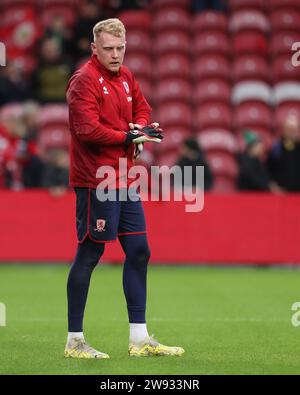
[{"x1": 126, "y1": 122, "x2": 164, "y2": 144}]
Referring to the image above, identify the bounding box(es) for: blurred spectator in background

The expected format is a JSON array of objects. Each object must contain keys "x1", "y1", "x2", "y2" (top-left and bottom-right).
[
  {"x1": 44, "y1": 15, "x2": 73, "y2": 61},
  {"x1": 42, "y1": 148, "x2": 69, "y2": 196},
  {"x1": 192, "y1": 0, "x2": 227, "y2": 12},
  {"x1": 237, "y1": 131, "x2": 272, "y2": 191},
  {"x1": 0, "y1": 106, "x2": 43, "y2": 190},
  {"x1": 0, "y1": 62, "x2": 30, "y2": 106},
  {"x1": 72, "y1": 0, "x2": 107, "y2": 59},
  {"x1": 22, "y1": 101, "x2": 39, "y2": 142},
  {"x1": 0, "y1": 123, "x2": 11, "y2": 188},
  {"x1": 31, "y1": 38, "x2": 73, "y2": 103},
  {"x1": 175, "y1": 137, "x2": 213, "y2": 191},
  {"x1": 21, "y1": 101, "x2": 45, "y2": 188},
  {"x1": 268, "y1": 115, "x2": 300, "y2": 192}
]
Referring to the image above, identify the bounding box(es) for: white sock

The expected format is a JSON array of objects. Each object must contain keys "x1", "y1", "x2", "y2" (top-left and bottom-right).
[
  {"x1": 67, "y1": 332, "x2": 84, "y2": 344},
  {"x1": 129, "y1": 323, "x2": 149, "y2": 346}
]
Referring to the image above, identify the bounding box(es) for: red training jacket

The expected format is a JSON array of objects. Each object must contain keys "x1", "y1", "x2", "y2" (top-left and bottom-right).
[{"x1": 66, "y1": 54, "x2": 152, "y2": 188}]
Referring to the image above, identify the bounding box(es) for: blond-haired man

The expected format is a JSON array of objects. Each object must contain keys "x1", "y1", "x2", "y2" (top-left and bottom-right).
[{"x1": 64, "y1": 18, "x2": 184, "y2": 359}]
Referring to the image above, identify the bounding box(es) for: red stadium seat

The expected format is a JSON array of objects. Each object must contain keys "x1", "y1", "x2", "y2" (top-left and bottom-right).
[
  {"x1": 38, "y1": 104, "x2": 69, "y2": 127},
  {"x1": 233, "y1": 102, "x2": 272, "y2": 131},
  {"x1": 39, "y1": 0, "x2": 76, "y2": 5},
  {"x1": 153, "y1": 7, "x2": 190, "y2": 32},
  {"x1": 270, "y1": 8, "x2": 300, "y2": 32},
  {"x1": 157, "y1": 102, "x2": 193, "y2": 128},
  {"x1": 41, "y1": 5, "x2": 76, "y2": 27},
  {"x1": 157, "y1": 127, "x2": 191, "y2": 153},
  {"x1": 212, "y1": 176, "x2": 237, "y2": 193},
  {"x1": 155, "y1": 150, "x2": 180, "y2": 167},
  {"x1": 195, "y1": 103, "x2": 232, "y2": 130},
  {"x1": 273, "y1": 82, "x2": 300, "y2": 105},
  {"x1": 232, "y1": 55, "x2": 270, "y2": 82},
  {"x1": 194, "y1": 31, "x2": 230, "y2": 57},
  {"x1": 155, "y1": 79, "x2": 191, "y2": 104},
  {"x1": 228, "y1": 0, "x2": 266, "y2": 11},
  {"x1": 193, "y1": 79, "x2": 231, "y2": 105},
  {"x1": 270, "y1": 32, "x2": 300, "y2": 57},
  {"x1": 38, "y1": 126, "x2": 70, "y2": 151},
  {"x1": 197, "y1": 129, "x2": 238, "y2": 154},
  {"x1": 233, "y1": 31, "x2": 268, "y2": 56},
  {"x1": 164, "y1": 126, "x2": 191, "y2": 137},
  {"x1": 124, "y1": 53, "x2": 152, "y2": 80},
  {"x1": 272, "y1": 55, "x2": 300, "y2": 82},
  {"x1": 139, "y1": 139, "x2": 156, "y2": 156},
  {"x1": 274, "y1": 102, "x2": 300, "y2": 130},
  {"x1": 118, "y1": 10, "x2": 152, "y2": 30},
  {"x1": 232, "y1": 81, "x2": 272, "y2": 105},
  {"x1": 151, "y1": 0, "x2": 190, "y2": 10},
  {"x1": 155, "y1": 30, "x2": 190, "y2": 55},
  {"x1": 125, "y1": 30, "x2": 151, "y2": 54},
  {"x1": 206, "y1": 152, "x2": 238, "y2": 179},
  {"x1": 135, "y1": 78, "x2": 153, "y2": 103},
  {"x1": 193, "y1": 55, "x2": 231, "y2": 81},
  {"x1": 135, "y1": 148, "x2": 155, "y2": 169},
  {"x1": 193, "y1": 11, "x2": 228, "y2": 33},
  {"x1": 155, "y1": 53, "x2": 190, "y2": 80},
  {"x1": 266, "y1": 0, "x2": 300, "y2": 11},
  {"x1": 229, "y1": 10, "x2": 270, "y2": 33}
]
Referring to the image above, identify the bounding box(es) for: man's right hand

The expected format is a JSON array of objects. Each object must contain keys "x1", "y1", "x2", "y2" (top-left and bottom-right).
[{"x1": 125, "y1": 123, "x2": 164, "y2": 144}]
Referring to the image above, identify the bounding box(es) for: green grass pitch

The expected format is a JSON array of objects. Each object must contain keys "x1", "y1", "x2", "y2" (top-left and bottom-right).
[{"x1": 0, "y1": 263, "x2": 300, "y2": 375}]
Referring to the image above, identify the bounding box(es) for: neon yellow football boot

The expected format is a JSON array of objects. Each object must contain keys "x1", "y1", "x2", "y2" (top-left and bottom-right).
[
  {"x1": 128, "y1": 336, "x2": 185, "y2": 357},
  {"x1": 64, "y1": 338, "x2": 110, "y2": 359}
]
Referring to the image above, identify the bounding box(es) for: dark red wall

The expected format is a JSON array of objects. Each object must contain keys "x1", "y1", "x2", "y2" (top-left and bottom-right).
[{"x1": 0, "y1": 191, "x2": 299, "y2": 264}]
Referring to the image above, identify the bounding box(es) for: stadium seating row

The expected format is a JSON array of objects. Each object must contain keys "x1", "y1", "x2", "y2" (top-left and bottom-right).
[
  {"x1": 2, "y1": 100, "x2": 299, "y2": 153},
  {"x1": 125, "y1": 53, "x2": 300, "y2": 83}
]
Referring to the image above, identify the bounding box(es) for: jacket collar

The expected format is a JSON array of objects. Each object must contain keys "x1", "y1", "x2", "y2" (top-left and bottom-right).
[{"x1": 90, "y1": 54, "x2": 121, "y2": 80}]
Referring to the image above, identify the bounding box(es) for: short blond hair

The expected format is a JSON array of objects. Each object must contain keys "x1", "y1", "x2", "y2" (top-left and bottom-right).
[{"x1": 93, "y1": 18, "x2": 126, "y2": 40}]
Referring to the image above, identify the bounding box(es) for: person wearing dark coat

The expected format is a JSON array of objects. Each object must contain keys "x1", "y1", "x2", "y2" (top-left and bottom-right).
[
  {"x1": 175, "y1": 137, "x2": 214, "y2": 191},
  {"x1": 267, "y1": 115, "x2": 300, "y2": 192},
  {"x1": 238, "y1": 131, "x2": 272, "y2": 191}
]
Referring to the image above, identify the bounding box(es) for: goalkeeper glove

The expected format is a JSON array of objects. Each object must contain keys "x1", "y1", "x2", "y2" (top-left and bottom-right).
[{"x1": 126, "y1": 123, "x2": 164, "y2": 144}]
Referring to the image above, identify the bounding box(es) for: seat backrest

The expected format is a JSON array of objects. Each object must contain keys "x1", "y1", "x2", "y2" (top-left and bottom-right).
[
  {"x1": 193, "y1": 54, "x2": 231, "y2": 80},
  {"x1": 124, "y1": 30, "x2": 151, "y2": 53},
  {"x1": 233, "y1": 31, "x2": 268, "y2": 55},
  {"x1": 194, "y1": 31, "x2": 230, "y2": 56},
  {"x1": 193, "y1": 11, "x2": 228, "y2": 32},
  {"x1": 270, "y1": 8, "x2": 300, "y2": 31},
  {"x1": 153, "y1": 7, "x2": 190, "y2": 31},
  {"x1": 229, "y1": 9, "x2": 270, "y2": 33},
  {"x1": 155, "y1": 53, "x2": 190, "y2": 79},
  {"x1": 193, "y1": 79, "x2": 231, "y2": 104},
  {"x1": 232, "y1": 81, "x2": 272, "y2": 105},
  {"x1": 155, "y1": 30, "x2": 190, "y2": 55},
  {"x1": 232, "y1": 55, "x2": 270, "y2": 82},
  {"x1": 273, "y1": 82, "x2": 300, "y2": 104},
  {"x1": 197, "y1": 129, "x2": 238, "y2": 153}
]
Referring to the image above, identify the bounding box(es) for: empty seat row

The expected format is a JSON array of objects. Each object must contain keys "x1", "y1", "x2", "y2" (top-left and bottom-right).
[
  {"x1": 155, "y1": 101, "x2": 300, "y2": 132},
  {"x1": 144, "y1": 79, "x2": 300, "y2": 106},
  {"x1": 126, "y1": 52, "x2": 300, "y2": 83}
]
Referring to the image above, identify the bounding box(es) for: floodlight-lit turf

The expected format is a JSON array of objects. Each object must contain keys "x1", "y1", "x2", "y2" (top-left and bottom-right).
[{"x1": 0, "y1": 263, "x2": 300, "y2": 375}]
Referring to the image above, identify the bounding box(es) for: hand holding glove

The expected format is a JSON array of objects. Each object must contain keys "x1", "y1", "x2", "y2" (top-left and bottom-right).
[{"x1": 126, "y1": 122, "x2": 164, "y2": 144}]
